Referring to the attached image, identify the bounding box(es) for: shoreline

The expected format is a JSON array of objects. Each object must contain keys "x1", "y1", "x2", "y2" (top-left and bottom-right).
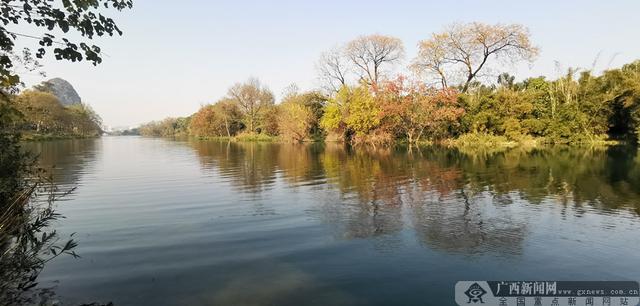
[{"x1": 135, "y1": 133, "x2": 633, "y2": 149}]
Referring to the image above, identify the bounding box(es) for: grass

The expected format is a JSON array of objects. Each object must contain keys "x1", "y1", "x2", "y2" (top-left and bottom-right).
[
  {"x1": 445, "y1": 133, "x2": 519, "y2": 148},
  {"x1": 442, "y1": 132, "x2": 623, "y2": 150}
]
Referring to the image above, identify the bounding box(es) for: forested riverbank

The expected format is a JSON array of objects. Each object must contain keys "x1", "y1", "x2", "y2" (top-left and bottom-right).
[
  {"x1": 137, "y1": 23, "x2": 640, "y2": 147},
  {"x1": 3, "y1": 88, "x2": 103, "y2": 141}
]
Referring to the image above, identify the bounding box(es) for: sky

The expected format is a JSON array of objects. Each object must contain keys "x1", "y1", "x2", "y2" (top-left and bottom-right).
[{"x1": 15, "y1": 0, "x2": 640, "y2": 128}]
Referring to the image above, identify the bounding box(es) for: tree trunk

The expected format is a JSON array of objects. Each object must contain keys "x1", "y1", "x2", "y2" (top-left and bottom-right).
[
  {"x1": 462, "y1": 75, "x2": 474, "y2": 93},
  {"x1": 224, "y1": 117, "x2": 230, "y2": 137},
  {"x1": 417, "y1": 128, "x2": 424, "y2": 143}
]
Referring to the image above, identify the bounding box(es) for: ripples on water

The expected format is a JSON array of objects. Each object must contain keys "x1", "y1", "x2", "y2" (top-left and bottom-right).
[{"x1": 24, "y1": 137, "x2": 640, "y2": 306}]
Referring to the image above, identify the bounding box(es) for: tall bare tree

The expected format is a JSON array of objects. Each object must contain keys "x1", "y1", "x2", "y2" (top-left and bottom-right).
[
  {"x1": 411, "y1": 33, "x2": 450, "y2": 90},
  {"x1": 412, "y1": 22, "x2": 539, "y2": 92},
  {"x1": 317, "y1": 47, "x2": 350, "y2": 93},
  {"x1": 227, "y1": 78, "x2": 274, "y2": 133},
  {"x1": 345, "y1": 34, "x2": 404, "y2": 85}
]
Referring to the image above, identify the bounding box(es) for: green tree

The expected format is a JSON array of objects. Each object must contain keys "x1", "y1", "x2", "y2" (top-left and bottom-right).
[
  {"x1": 320, "y1": 84, "x2": 381, "y2": 143},
  {"x1": 66, "y1": 103, "x2": 103, "y2": 136},
  {"x1": 278, "y1": 98, "x2": 314, "y2": 142},
  {"x1": 139, "y1": 117, "x2": 189, "y2": 137},
  {"x1": 319, "y1": 86, "x2": 348, "y2": 138},
  {"x1": 14, "y1": 90, "x2": 66, "y2": 133},
  {"x1": 343, "y1": 85, "x2": 380, "y2": 138}
]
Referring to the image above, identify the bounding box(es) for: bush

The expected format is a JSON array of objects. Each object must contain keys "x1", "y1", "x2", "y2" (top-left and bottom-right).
[
  {"x1": 352, "y1": 129, "x2": 394, "y2": 147},
  {"x1": 234, "y1": 132, "x2": 276, "y2": 142},
  {"x1": 449, "y1": 133, "x2": 515, "y2": 148}
]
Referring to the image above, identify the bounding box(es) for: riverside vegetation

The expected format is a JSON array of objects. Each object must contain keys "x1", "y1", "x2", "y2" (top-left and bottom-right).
[
  {"x1": 1, "y1": 0, "x2": 132, "y2": 305},
  {"x1": 138, "y1": 23, "x2": 640, "y2": 147},
  {"x1": 12, "y1": 89, "x2": 103, "y2": 140}
]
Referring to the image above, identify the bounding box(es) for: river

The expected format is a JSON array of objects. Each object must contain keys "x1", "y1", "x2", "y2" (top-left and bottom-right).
[{"x1": 26, "y1": 136, "x2": 640, "y2": 306}]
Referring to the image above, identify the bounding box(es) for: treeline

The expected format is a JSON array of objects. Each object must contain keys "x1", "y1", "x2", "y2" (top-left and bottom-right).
[
  {"x1": 139, "y1": 22, "x2": 640, "y2": 145},
  {"x1": 138, "y1": 117, "x2": 190, "y2": 138},
  {"x1": 139, "y1": 80, "x2": 326, "y2": 142},
  {"x1": 8, "y1": 90, "x2": 103, "y2": 139}
]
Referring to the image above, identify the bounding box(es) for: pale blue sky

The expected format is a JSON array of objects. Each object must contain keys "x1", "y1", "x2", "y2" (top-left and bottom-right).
[{"x1": 18, "y1": 0, "x2": 640, "y2": 127}]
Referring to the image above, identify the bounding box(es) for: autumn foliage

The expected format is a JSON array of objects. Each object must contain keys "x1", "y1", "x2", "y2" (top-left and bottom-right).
[
  {"x1": 138, "y1": 22, "x2": 640, "y2": 146},
  {"x1": 376, "y1": 77, "x2": 464, "y2": 142},
  {"x1": 189, "y1": 99, "x2": 242, "y2": 138},
  {"x1": 319, "y1": 77, "x2": 465, "y2": 145}
]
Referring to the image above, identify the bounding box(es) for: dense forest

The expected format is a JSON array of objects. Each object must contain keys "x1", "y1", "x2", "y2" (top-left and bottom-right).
[{"x1": 139, "y1": 23, "x2": 640, "y2": 146}]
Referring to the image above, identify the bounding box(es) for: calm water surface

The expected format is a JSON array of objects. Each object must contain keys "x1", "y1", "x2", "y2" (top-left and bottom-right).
[{"x1": 27, "y1": 137, "x2": 640, "y2": 306}]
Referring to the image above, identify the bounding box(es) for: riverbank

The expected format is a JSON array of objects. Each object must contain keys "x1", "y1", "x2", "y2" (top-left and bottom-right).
[
  {"x1": 183, "y1": 132, "x2": 628, "y2": 150},
  {"x1": 441, "y1": 133, "x2": 623, "y2": 149},
  {"x1": 192, "y1": 133, "x2": 278, "y2": 142},
  {"x1": 20, "y1": 133, "x2": 101, "y2": 141}
]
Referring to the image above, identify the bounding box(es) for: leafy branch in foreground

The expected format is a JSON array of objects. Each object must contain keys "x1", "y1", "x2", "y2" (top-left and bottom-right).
[
  {"x1": 0, "y1": 152, "x2": 80, "y2": 304},
  {"x1": 0, "y1": 0, "x2": 133, "y2": 88}
]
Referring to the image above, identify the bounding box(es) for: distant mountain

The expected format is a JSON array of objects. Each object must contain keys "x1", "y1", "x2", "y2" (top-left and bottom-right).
[{"x1": 34, "y1": 78, "x2": 82, "y2": 106}]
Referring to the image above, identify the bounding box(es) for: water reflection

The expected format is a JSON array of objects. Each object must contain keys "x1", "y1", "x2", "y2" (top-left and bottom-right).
[
  {"x1": 192, "y1": 141, "x2": 640, "y2": 212},
  {"x1": 190, "y1": 141, "x2": 280, "y2": 194},
  {"x1": 180, "y1": 260, "x2": 358, "y2": 306},
  {"x1": 187, "y1": 140, "x2": 640, "y2": 254},
  {"x1": 31, "y1": 138, "x2": 640, "y2": 306},
  {"x1": 23, "y1": 139, "x2": 99, "y2": 189}
]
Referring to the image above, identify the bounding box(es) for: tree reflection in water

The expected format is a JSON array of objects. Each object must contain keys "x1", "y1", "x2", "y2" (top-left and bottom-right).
[{"x1": 187, "y1": 140, "x2": 640, "y2": 255}]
